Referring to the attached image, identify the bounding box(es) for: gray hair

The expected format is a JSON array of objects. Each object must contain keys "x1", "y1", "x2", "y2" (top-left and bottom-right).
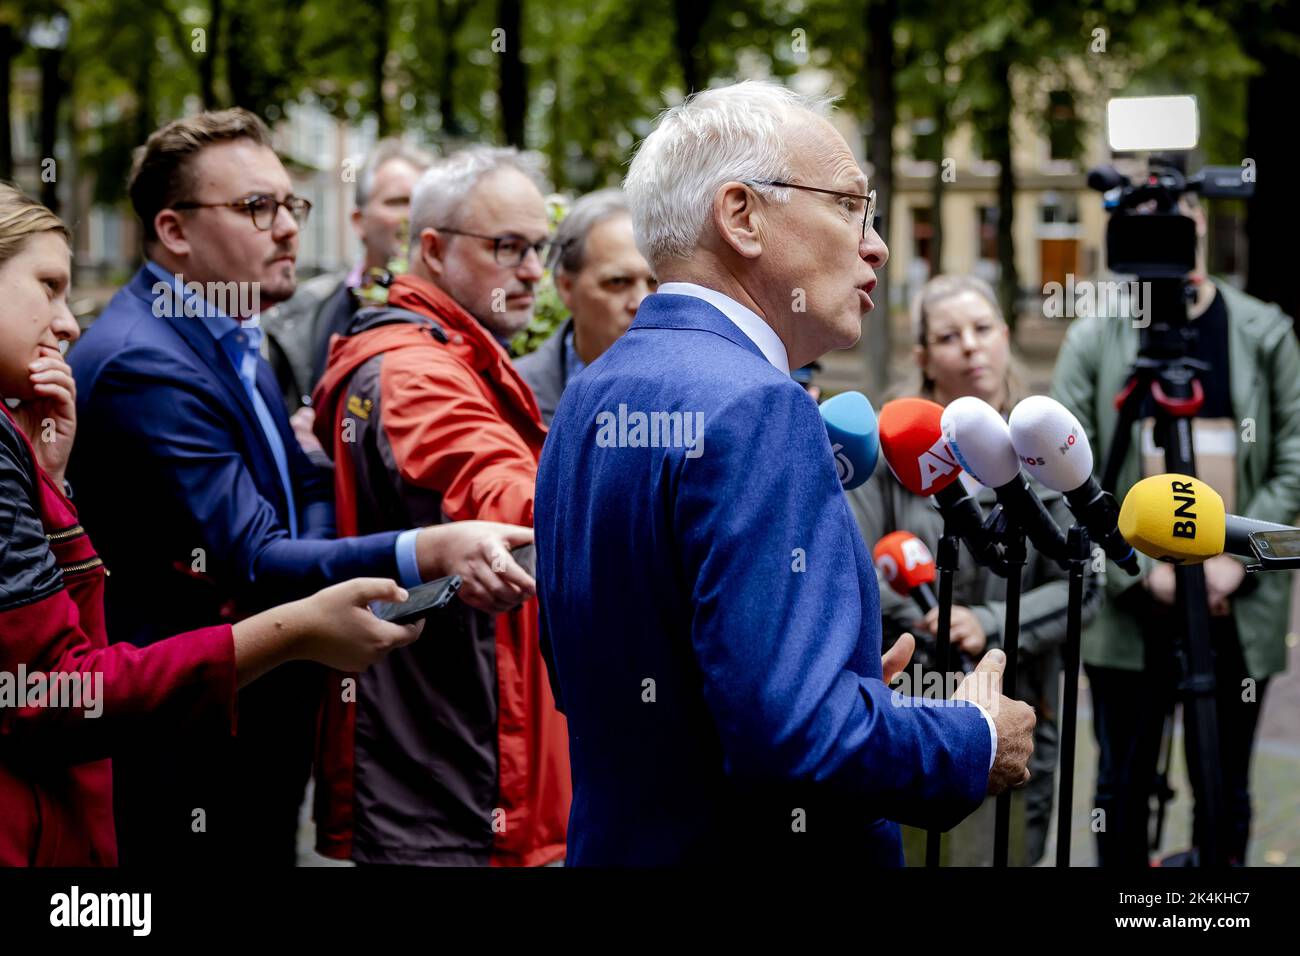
[
  {"x1": 549, "y1": 188, "x2": 631, "y2": 274},
  {"x1": 623, "y1": 80, "x2": 837, "y2": 270},
  {"x1": 408, "y1": 145, "x2": 549, "y2": 243},
  {"x1": 355, "y1": 138, "x2": 435, "y2": 208}
]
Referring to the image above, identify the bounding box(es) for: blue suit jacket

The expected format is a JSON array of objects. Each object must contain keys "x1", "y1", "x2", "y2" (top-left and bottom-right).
[
  {"x1": 535, "y1": 293, "x2": 992, "y2": 865},
  {"x1": 70, "y1": 267, "x2": 401, "y2": 646}
]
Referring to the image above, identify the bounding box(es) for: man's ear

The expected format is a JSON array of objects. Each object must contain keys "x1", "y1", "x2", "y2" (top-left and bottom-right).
[
  {"x1": 152, "y1": 210, "x2": 191, "y2": 260},
  {"x1": 418, "y1": 227, "x2": 446, "y2": 278},
  {"x1": 711, "y1": 181, "x2": 764, "y2": 259}
]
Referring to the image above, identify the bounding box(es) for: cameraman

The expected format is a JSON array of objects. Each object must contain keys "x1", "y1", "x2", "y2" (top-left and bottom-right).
[{"x1": 1052, "y1": 191, "x2": 1300, "y2": 866}]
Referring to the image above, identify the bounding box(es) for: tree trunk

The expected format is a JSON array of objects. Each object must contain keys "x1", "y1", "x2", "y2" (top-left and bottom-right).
[
  {"x1": 865, "y1": 0, "x2": 897, "y2": 393},
  {"x1": 672, "y1": 0, "x2": 711, "y2": 93},
  {"x1": 990, "y1": 54, "x2": 1019, "y2": 330},
  {"x1": 1243, "y1": 6, "x2": 1300, "y2": 327},
  {"x1": 199, "y1": 0, "x2": 222, "y2": 108},
  {"x1": 497, "y1": 0, "x2": 526, "y2": 147},
  {"x1": 435, "y1": 0, "x2": 464, "y2": 136},
  {"x1": 371, "y1": 0, "x2": 390, "y2": 136},
  {"x1": 39, "y1": 46, "x2": 65, "y2": 213},
  {"x1": 930, "y1": 104, "x2": 948, "y2": 275},
  {"x1": 0, "y1": 25, "x2": 14, "y2": 182}
]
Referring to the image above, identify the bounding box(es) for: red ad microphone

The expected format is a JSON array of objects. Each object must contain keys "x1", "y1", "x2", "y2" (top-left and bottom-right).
[
  {"x1": 877, "y1": 398, "x2": 1004, "y2": 570},
  {"x1": 873, "y1": 531, "x2": 938, "y2": 614}
]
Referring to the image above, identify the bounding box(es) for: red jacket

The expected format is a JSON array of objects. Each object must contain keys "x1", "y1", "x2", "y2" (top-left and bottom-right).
[
  {"x1": 312, "y1": 275, "x2": 569, "y2": 866},
  {"x1": 0, "y1": 405, "x2": 237, "y2": 866}
]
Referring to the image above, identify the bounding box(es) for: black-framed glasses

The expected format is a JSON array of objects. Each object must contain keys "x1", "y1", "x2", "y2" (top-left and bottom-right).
[
  {"x1": 745, "y1": 180, "x2": 878, "y2": 239},
  {"x1": 172, "y1": 194, "x2": 313, "y2": 231},
  {"x1": 436, "y1": 227, "x2": 551, "y2": 268}
]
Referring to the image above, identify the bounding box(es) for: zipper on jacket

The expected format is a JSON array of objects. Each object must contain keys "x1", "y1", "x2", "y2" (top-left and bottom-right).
[
  {"x1": 60, "y1": 556, "x2": 105, "y2": 576},
  {"x1": 46, "y1": 524, "x2": 85, "y2": 543}
]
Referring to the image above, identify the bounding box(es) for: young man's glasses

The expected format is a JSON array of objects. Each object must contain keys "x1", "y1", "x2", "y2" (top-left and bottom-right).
[{"x1": 172, "y1": 194, "x2": 313, "y2": 231}]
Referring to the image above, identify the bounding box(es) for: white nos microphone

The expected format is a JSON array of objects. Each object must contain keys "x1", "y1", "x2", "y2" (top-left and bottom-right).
[
  {"x1": 941, "y1": 396, "x2": 1068, "y2": 561},
  {"x1": 1008, "y1": 396, "x2": 1138, "y2": 573}
]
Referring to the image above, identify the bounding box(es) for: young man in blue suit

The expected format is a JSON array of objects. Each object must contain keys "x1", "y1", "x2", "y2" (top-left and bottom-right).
[
  {"x1": 69, "y1": 109, "x2": 535, "y2": 866},
  {"x1": 535, "y1": 81, "x2": 1036, "y2": 865}
]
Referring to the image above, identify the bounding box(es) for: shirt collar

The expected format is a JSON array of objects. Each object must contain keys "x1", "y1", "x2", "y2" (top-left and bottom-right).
[
  {"x1": 655, "y1": 281, "x2": 790, "y2": 375},
  {"x1": 144, "y1": 259, "x2": 245, "y2": 344}
]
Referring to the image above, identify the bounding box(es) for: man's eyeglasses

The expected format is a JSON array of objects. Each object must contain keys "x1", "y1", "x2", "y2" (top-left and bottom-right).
[
  {"x1": 744, "y1": 180, "x2": 878, "y2": 239},
  {"x1": 172, "y1": 194, "x2": 312, "y2": 231},
  {"x1": 436, "y1": 228, "x2": 551, "y2": 268}
]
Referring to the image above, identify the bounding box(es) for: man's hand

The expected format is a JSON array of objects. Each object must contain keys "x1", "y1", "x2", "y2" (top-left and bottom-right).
[
  {"x1": 1204, "y1": 554, "x2": 1245, "y2": 616},
  {"x1": 882, "y1": 632, "x2": 915, "y2": 685},
  {"x1": 917, "y1": 605, "x2": 987, "y2": 655},
  {"x1": 952, "y1": 648, "x2": 1035, "y2": 795},
  {"x1": 416, "y1": 521, "x2": 536, "y2": 613},
  {"x1": 12, "y1": 352, "x2": 76, "y2": 486},
  {"x1": 1145, "y1": 562, "x2": 1177, "y2": 606},
  {"x1": 290, "y1": 406, "x2": 324, "y2": 456}
]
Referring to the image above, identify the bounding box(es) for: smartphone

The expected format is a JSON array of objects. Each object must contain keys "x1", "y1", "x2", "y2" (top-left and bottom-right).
[
  {"x1": 510, "y1": 543, "x2": 536, "y2": 578},
  {"x1": 372, "y1": 575, "x2": 462, "y2": 625},
  {"x1": 1247, "y1": 530, "x2": 1300, "y2": 571}
]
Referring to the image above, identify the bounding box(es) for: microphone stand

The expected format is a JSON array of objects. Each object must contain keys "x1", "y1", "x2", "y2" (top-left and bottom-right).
[
  {"x1": 989, "y1": 505, "x2": 1026, "y2": 868},
  {"x1": 1055, "y1": 524, "x2": 1090, "y2": 866},
  {"x1": 926, "y1": 529, "x2": 961, "y2": 868}
]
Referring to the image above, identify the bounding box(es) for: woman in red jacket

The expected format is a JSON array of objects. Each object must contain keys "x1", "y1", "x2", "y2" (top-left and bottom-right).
[{"x1": 0, "y1": 185, "x2": 525, "y2": 866}]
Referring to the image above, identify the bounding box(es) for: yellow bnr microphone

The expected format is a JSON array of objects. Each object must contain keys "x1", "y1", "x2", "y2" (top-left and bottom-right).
[{"x1": 1119, "y1": 473, "x2": 1290, "y2": 564}]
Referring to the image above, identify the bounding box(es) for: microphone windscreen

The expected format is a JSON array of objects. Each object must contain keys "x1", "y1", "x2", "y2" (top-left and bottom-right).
[
  {"x1": 819, "y1": 391, "x2": 879, "y2": 490},
  {"x1": 1008, "y1": 395, "x2": 1095, "y2": 492},
  {"x1": 873, "y1": 530, "x2": 937, "y2": 595},
  {"x1": 1118, "y1": 473, "x2": 1226, "y2": 564},
  {"x1": 877, "y1": 398, "x2": 962, "y2": 496},
  {"x1": 940, "y1": 396, "x2": 1020, "y2": 488}
]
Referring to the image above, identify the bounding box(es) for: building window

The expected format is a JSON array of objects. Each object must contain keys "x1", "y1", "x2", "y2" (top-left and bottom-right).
[{"x1": 1047, "y1": 90, "x2": 1082, "y2": 162}]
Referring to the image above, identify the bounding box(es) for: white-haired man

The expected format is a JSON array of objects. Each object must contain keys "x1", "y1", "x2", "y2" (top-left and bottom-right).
[
  {"x1": 534, "y1": 80, "x2": 1036, "y2": 865},
  {"x1": 310, "y1": 146, "x2": 569, "y2": 866}
]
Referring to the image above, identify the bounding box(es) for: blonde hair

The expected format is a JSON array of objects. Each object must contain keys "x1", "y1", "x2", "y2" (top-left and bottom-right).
[
  {"x1": 901, "y1": 273, "x2": 1025, "y2": 413},
  {"x1": 0, "y1": 182, "x2": 70, "y2": 268}
]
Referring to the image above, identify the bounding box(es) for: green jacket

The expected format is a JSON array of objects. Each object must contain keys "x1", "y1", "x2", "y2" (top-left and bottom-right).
[{"x1": 1051, "y1": 280, "x2": 1300, "y2": 679}]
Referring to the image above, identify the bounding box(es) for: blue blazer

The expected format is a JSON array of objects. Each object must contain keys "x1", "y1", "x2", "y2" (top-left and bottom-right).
[
  {"x1": 70, "y1": 267, "x2": 400, "y2": 646},
  {"x1": 535, "y1": 293, "x2": 992, "y2": 865}
]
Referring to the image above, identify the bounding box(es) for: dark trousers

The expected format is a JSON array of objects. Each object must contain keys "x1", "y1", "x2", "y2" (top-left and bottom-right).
[
  {"x1": 113, "y1": 662, "x2": 319, "y2": 867},
  {"x1": 1087, "y1": 610, "x2": 1267, "y2": 867}
]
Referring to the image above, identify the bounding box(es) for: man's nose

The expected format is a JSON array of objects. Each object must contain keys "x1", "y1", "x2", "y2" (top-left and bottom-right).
[
  {"x1": 860, "y1": 226, "x2": 888, "y2": 268},
  {"x1": 628, "y1": 281, "x2": 652, "y2": 314},
  {"x1": 271, "y1": 203, "x2": 300, "y2": 242},
  {"x1": 517, "y1": 246, "x2": 545, "y2": 282}
]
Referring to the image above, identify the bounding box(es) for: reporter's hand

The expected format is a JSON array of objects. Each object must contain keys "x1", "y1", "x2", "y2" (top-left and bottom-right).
[
  {"x1": 12, "y1": 351, "x2": 76, "y2": 485},
  {"x1": 1204, "y1": 554, "x2": 1245, "y2": 616},
  {"x1": 290, "y1": 406, "x2": 323, "y2": 456},
  {"x1": 1145, "y1": 562, "x2": 1177, "y2": 606},
  {"x1": 952, "y1": 648, "x2": 1035, "y2": 795},
  {"x1": 416, "y1": 521, "x2": 536, "y2": 613},
  {"x1": 232, "y1": 578, "x2": 422, "y2": 685},
  {"x1": 919, "y1": 605, "x2": 987, "y2": 655}
]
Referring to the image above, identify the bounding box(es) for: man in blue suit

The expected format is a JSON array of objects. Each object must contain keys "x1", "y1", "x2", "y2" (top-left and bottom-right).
[
  {"x1": 70, "y1": 109, "x2": 535, "y2": 865},
  {"x1": 535, "y1": 81, "x2": 1036, "y2": 865}
]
